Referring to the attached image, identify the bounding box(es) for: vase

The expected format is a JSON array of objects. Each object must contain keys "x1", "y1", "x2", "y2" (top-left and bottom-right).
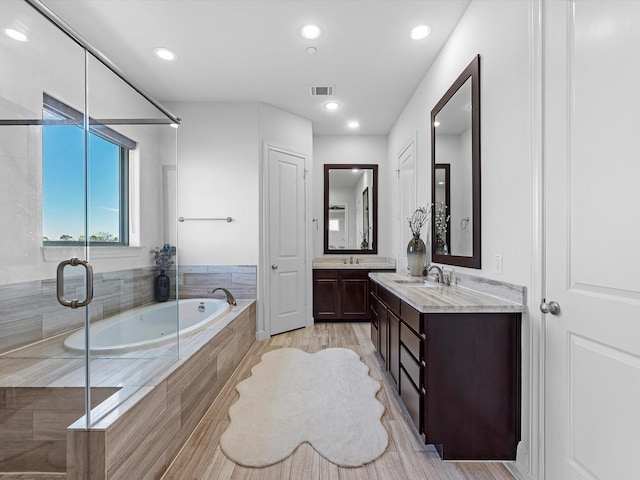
[
  {"x1": 154, "y1": 269, "x2": 170, "y2": 302},
  {"x1": 407, "y1": 234, "x2": 427, "y2": 276}
]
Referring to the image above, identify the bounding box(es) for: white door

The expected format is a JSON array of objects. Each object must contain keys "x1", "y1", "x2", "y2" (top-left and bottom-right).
[
  {"x1": 267, "y1": 146, "x2": 307, "y2": 336},
  {"x1": 397, "y1": 138, "x2": 416, "y2": 273},
  {"x1": 544, "y1": 2, "x2": 640, "y2": 479}
]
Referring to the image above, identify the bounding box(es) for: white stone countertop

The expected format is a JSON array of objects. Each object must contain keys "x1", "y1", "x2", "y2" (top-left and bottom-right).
[
  {"x1": 312, "y1": 257, "x2": 396, "y2": 270},
  {"x1": 369, "y1": 272, "x2": 526, "y2": 314}
]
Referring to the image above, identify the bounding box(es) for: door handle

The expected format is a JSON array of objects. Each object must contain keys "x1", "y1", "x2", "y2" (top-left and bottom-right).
[
  {"x1": 271, "y1": 264, "x2": 278, "y2": 270},
  {"x1": 57, "y1": 258, "x2": 94, "y2": 309},
  {"x1": 539, "y1": 299, "x2": 560, "y2": 316}
]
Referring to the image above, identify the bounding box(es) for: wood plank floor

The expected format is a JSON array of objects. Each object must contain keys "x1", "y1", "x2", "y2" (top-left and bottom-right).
[{"x1": 161, "y1": 322, "x2": 517, "y2": 480}]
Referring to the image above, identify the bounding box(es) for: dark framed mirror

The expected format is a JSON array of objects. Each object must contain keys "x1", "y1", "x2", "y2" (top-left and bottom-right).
[
  {"x1": 434, "y1": 164, "x2": 451, "y2": 254},
  {"x1": 431, "y1": 54, "x2": 481, "y2": 268},
  {"x1": 324, "y1": 164, "x2": 377, "y2": 254}
]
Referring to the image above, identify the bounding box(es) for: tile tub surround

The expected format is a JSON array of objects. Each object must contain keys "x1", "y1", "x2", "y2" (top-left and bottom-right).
[
  {"x1": 0, "y1": 267, "x2": 156, "y2": 355},
  {"x1": 178, "y1": 265, "x2": 257, "y2": 300},
  {"x1": 369, "y1": 272, "x2": 526, "y2": 314},
  {"x1": 0, "y1": 387, "x2": 118, "y2": 472},
  {"x1": 0, "y1": 300, "x2": 256, "y2": 478},
  {"x1": 0, "y1": 265, "x2": 257, "y2": 355},
  {"x1": 67, "y1": 300, "x2": 256, "y2": 480}
]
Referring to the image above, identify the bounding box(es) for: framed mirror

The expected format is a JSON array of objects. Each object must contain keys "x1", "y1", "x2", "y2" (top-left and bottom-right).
[
  {"x1": 324, "y1": 164, "x2": 377, "y2": 254},
  {"x1": 434, "y1": 164, "x2": 451, "y2": 254},
  {"x1": 431, "y1": 54, "x2": 481, "y2": 268}
]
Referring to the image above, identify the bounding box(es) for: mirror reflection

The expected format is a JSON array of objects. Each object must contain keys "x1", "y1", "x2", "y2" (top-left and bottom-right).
[
  {"x1": 324, "y1": 164, "x2": 377, "y2": 254},
  {"x1": 434, "y1": 164, "x2": 451, "y2": 254},
  {"x1": 434, "y1": 79, "x2": 472, "y2": 257},
  {"x1": 431, "y1": 54, "x2": 480, "y2": 268}
]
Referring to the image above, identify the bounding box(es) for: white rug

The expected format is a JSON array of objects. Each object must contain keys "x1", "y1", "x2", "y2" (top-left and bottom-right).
[{"x1": 220, "y1": 347, "x2": 388, "y2": 467}]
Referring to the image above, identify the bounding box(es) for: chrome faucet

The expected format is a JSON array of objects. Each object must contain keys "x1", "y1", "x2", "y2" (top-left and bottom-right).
[
  {"x1": 349, "y1": 256, "x2": 353, "y2": 264},
  {"x1": 424, "y1": 265, "x2": 444, "y2": 284},
  {"x1": 211, "y1": 287, "x2": 237, "y2": 306}
]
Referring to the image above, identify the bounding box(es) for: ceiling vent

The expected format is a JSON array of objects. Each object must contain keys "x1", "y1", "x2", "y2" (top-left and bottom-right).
[{"x1": 309, "y1": 85, "x2": 335, "y2": 96}]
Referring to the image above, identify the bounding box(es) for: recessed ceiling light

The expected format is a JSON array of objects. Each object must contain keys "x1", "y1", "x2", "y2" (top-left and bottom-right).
[
  {"x1": 154, "y1": 47, "x2": 177, "y2": 61},
  {"x1": 410, "y1": 25, "x2": 432, "y2": 40},
  {"x1": 434, "y1": 121, "x2": 440, "y2": 127},
  {"x1": 324, "y1": 101, "x2": 340, "y2": 111},
  {"x1": 301, "y1": 24, "x2": 321, "y2": 40},
  {"x1": 306, "y1": 47, "x2": 318, "y2": 55},
  {"x1": 5, "y1": 28, "x2": 28, "y2": 42},
  {"x1": 348, "y1": 121, "x2": 360, "y2": 129}
]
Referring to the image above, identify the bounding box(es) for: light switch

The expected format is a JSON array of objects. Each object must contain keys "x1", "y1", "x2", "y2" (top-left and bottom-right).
[{"x1": 494, "y1": 254, "x2": 503, "y2": 275}]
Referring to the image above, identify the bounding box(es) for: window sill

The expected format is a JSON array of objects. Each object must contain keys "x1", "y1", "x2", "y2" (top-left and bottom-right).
[{"x1": 41, "y1": 246, "x2": 147, "y2": 262}]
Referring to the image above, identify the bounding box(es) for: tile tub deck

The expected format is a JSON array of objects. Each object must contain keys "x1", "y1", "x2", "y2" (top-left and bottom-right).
[{"x1": 0, "y1": 300, "x2": 256, "y2": 479}]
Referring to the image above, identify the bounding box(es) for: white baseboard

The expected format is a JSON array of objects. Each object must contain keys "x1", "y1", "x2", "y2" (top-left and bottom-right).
[
  {"x1": 506, "y1": 443, "x2": 534, "y2": 480},
  {"x1": 256, "y1": 330, "x2": 268, "y2": 341}
]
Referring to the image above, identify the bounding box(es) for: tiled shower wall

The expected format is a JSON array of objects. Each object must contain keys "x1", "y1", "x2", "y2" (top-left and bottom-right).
[{"x1": 0, "y1": 265, "x2": 256, "y2": 355}]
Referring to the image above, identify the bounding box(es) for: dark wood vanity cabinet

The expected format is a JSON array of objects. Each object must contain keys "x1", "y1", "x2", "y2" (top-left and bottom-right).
[
  {"x1": 313, "y1": 268, "x2": 392, "y2": 321},
  {"x1": 370, "y1": 281, "x2": 521, "y2": 461}
]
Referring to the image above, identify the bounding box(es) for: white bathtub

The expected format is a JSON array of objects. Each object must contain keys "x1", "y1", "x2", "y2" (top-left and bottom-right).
[{"x1": 63, "y1": 298, "x2": 231, "y2": 354}]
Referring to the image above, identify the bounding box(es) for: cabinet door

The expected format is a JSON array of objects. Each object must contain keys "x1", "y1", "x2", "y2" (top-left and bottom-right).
[
  {"x1": 400, "y1": 367, "x2": 422, "y2": 433},
  {"x1": 378, "y1": 302, "x2": 388, "y2": 365},
  {"x1": 339, "y1": 277, "x2": 370, "y2": 319},
  {"x1": 370, "y1": 293, "x2": 379, "y2": 350},
  {"x1": 388, "y1": 310, "x2": 400, "y2": 389},
  {"x1": 313, "y1": 271, "x2": 339, "y2": 319}
]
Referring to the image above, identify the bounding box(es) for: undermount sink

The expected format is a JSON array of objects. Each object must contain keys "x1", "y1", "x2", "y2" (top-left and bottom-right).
[{"x1": 393, "y1": 279, "x2": 439, "y2": 288}]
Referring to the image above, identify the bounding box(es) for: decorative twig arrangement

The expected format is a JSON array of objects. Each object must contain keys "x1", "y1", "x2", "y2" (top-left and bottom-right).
[{"x1": 408, "y1": 205, "x2": 431, "y2": 237}]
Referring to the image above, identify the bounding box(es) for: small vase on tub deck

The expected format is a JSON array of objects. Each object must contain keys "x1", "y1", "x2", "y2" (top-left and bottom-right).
[
  {"x1": 154, "y1": 269, "x2": 170, "y2": 302},
  {"x1": 406, "y1": 206, "x2": 432, "y2": 276},
  {"x1": 151, "y1": 244, "x2": 176, "y2": 302}
]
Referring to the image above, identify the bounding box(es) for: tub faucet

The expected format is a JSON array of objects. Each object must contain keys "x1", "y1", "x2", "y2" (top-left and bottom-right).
[
  {"x1": 424, "y1": 265, "x2": 444, "y2": 284},
  {"x1": 211, "y1": 287, "x2": 237, "y2": 306}
]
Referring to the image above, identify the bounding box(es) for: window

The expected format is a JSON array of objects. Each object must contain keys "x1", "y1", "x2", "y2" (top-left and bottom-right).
[{"x1": 42, "y1": 94, "x2": 134, "y2": 245}]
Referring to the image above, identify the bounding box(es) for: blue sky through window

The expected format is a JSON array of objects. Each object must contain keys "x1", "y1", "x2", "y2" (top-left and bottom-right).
[{"x1": 43, "y1": 120, "x2": 121, "y2": 242}]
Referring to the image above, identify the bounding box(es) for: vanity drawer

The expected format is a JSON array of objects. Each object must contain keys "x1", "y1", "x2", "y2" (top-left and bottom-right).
[
  {"x1": 370, "y1": 304, "x2": 378, "y2": 328},
  {"x1": 400, "y1": 322, "x2": 422, "y2": 361},
  {"x1": 369, "y1": 280, "x2": 379, "y2": 295},
  {"x1": 379, "y1": 286, "x2": 401, "y2": 316},
  {"x1": 370, "y1": 321, "x2": 378, "y2": 350},
  {"x1": 314, "y1": 269, "x2": 338, "y2": 279},
  {"x1": 400, "y1": 345, "x2": 422, "y2": 389},
  {"x1": 400, "y1": 367, "x2": 422, "y2": 433},
  {"x1": 370, "y1": 292, "x2": 379, "y2": 314},
  {"x1": 400, "y1": 300, "x2": 423, "y2": 334},
  {"x1": 339, "y1": 269, "x2": 369, "y2": 279}
]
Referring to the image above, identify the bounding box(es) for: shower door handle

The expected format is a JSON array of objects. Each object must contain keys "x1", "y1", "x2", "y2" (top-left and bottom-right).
[{"x1": 56, "y1": 258, "x2": 94, "y2": 309}]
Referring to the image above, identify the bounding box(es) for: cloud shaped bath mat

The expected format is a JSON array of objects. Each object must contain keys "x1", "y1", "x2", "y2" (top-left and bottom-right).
[{"x1": 220, "y1": 347, "x2": 388, "y2": 467}]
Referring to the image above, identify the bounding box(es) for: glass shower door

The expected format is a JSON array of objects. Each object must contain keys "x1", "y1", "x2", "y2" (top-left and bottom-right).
[
  {"x1": 0, "y1": 0, "x2": 179, "y2": 476},
  {"x1": 0, "y1": 0, "x2": 91, "y2": 474},
  {"x1": 83, "y1": 53, "x2": 180, "y2": 428}
]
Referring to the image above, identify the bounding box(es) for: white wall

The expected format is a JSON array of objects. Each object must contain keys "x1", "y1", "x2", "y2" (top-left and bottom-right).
[
  {"x1": 170, "y1": 101, "x2": 312, "y2": 340},
  {"x1": 312, "y1": 135, "x2": 389, "y2": 257},
  {"x1": 170, "y1": 102, "x2": 261, "y2": 265},
  {"x1": 387, "y1": 0, "x2": 535, "y2": 476},
  {"x1": 172, "y1": 101, "x2": 312, "y2": 267}
]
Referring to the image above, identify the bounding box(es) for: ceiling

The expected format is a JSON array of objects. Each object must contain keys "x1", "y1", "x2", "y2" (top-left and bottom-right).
[{"x1": 42, "y1": 0, "x2": 470, "y2": 135}]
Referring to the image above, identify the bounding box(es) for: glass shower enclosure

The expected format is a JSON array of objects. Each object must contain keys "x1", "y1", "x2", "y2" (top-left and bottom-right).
[{"x1": 0, "y1": 0, "x2": 180, "y2": 476}]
